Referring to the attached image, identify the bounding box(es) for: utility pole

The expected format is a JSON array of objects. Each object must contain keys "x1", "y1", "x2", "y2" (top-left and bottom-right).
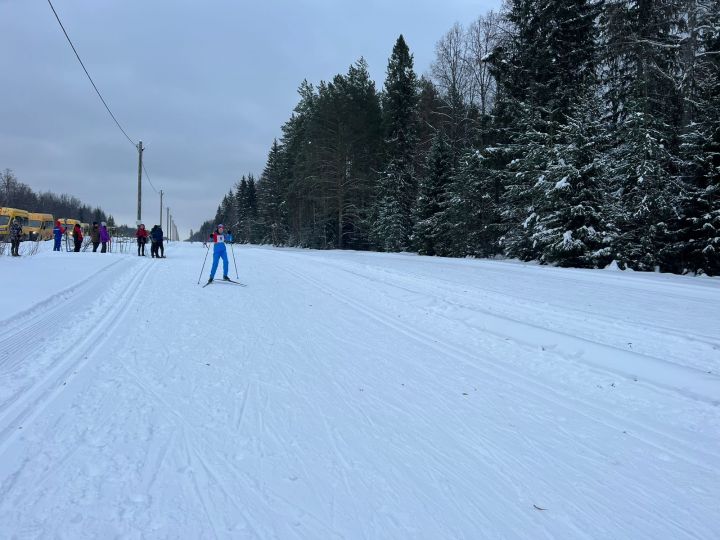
[
  {"x1": 136, "y1": 141, "x2": 144, "y2": 223},
  {"x1": 159, "y1": 190, "x2": 163, "y2": 230},
  {"x1": 166, "y1": 206, "x2": 170, "y2": 242}
]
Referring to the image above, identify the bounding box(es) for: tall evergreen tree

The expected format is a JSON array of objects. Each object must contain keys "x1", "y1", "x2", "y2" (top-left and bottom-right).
[
  {"x1": 257, "y1": 140, "x2": 289, "y2": 245},
  {"x1": 671, "y1": 1, "x2": 720, "y2": 274},
  {"x1": 235, "y1": 176, "x2": 249, "y2": 243},
  {"x1": 373, "y1": 36, "x2": 419, "y2": 251},
  {"x1": 606, "y1": 109, "x2": 678, "y2": 270},
  {"x1": 412, "y1": 131, "x2": 452, "y2": 255},
  {"x1": 246, "y1": 174, "x2": 259, "y2": 243},
  {"x1": 531, "y1": 94, "x2": 616, "y2": 267},
  {"x1": 437, "y1": 147, "x2": 501, "y2": 257},
  {"x1": 487, "y1": 0, "x2": 602, "y2": 260},
  {"x1": 305, "y1": 60, "x2": 383, "y2": 249}
]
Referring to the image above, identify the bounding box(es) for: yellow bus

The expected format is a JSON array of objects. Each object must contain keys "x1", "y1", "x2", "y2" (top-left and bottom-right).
[
  {"x1": 0, "y1": 207, "x2": 29, "y2": 239},
  {"x1": 27, "y1": 212, "x2": 55, "y2": 241}
]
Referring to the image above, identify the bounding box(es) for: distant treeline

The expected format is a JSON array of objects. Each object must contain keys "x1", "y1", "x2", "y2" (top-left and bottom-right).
[
  {"x1": 194, "y1": 0, "x2": 720, "y2": 275},
  {"x1": 1, "y1": 168, "x2": 115, "y2": 225}
]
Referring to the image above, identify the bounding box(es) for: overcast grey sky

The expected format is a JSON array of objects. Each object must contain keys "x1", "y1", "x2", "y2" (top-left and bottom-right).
[{"x1": 0, "y1": 0, "x2": 500, "y2": 238}]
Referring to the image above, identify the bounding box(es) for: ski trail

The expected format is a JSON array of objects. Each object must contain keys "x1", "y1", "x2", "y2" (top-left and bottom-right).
[
  {"x1": 279, "y1": 261, "x2": 720, "y2": 468},
  {"x1": 279, "y1": 251, "x2": 719, "y2": 397},
  {"x1": 0, "y1": 258, "x2": 125, "y2": 333},
  {"x1": 281, "y1": 251, "x2": 720, "y2": 371},
  {"x1": 0, "y1": 258, "x2": 152, "y2": 455}
]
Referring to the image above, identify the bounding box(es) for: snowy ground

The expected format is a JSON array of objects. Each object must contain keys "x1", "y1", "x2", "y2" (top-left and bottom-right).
[{"x1": 0, "y1": 242, "x2": 718, "y2": 539}]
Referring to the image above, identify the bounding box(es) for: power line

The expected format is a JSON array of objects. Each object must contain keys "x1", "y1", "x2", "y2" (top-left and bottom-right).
[
  {"x1": 47, "y1": 0, "x2": 169, "y2": 223},
  {"x1": 142, "y1": 162, "x2": 159, "y2": 194},
  {"x1": 46, "y1": 0, "x2": 136, "y2": 147}
]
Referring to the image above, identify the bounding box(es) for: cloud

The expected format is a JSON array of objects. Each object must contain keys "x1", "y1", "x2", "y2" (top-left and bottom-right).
[{"x1": 0, "y1": 0, "x2": 501, "y2": 238}]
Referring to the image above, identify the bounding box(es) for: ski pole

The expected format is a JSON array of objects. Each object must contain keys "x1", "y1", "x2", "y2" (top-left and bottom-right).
[
  {"x1": 197, "y1": 245, "x2": 210, "y2": 284},
  {"x1": 230, "y1": 243, "x2": 239, "y2": 279}
]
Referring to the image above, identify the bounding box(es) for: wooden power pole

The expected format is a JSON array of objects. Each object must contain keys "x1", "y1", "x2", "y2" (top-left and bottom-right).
[{"x1": 136, "y1": 141, "x2": 144, "y2": 223}]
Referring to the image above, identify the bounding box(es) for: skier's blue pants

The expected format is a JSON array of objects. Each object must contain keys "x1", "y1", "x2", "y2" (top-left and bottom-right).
[
  {"x1": 210, "y1": 245, "x2": 229, "y2": 278},
  {"x1": 53, "y1": 239, "x2": 62, "y2": 251}
]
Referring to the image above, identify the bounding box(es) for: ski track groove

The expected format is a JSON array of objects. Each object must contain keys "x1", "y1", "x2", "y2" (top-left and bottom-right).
[
  {"x1": 234, "y1": 380, "x2": 251, "y2": 432},
  {"x1": 0, "y1": 258, "x2": 125, "y2": 337},
  {"x1": 182, "y1": 431, "x2": 221, "y2": 540},
  {"x1": 119, "y1": 363, "x2": 337, "y2": 538},
  {"x1": 0, "y1": 259, "x2": 129, "y2": 371},
  {"x1": 0, "y1": 259, "x2": 153, "y2": 456},
  {"x1": 289, "y1": 254, "x2": 719, "y2": 379},
  {"x1": 279, "y1": 262, "x2": 720, "y2": 472}
]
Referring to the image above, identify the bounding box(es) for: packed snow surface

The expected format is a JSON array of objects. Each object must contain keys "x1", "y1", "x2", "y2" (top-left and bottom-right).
[{"x1": 1, "y1": 242, "x2": 718, "y2": 539}]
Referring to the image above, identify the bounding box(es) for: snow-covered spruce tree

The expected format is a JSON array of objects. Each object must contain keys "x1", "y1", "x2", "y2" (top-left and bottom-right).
[
  {"x1": 412, "y1": 131, "x2": 452, "y2": 255},
  {"x1": 257, "y1": 140, "x2": 289, "y2": 246},
  {"x1": 486, "y1": 0, "x2": 602, "y2": 262},
  {"x1": 499, "y1": 106, "x2": 559, "y2": 261},
  {"x1": 671, "y1": 1, "x2": 720, "y2": 274},
  {"x1": 246, "y1": 174, "x2": 259, "y2": 244},
  {"x1": 437, "y1": 147, "x2": 501, "y2": 257},
  {"x1": 530, "y1": 93, "x2": 616, "y2": 267},
  {"x1": 235, "y1": 177, "x2": 249, "y2": 243},
  {"x1": 373, "y1": 35, "x2": 419, "y2": 251},
  {"x1": 605, "y1": 106, "x2": 679, "y2": 270}
]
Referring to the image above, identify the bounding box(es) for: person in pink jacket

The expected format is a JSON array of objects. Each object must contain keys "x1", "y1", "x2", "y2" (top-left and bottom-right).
[{"x1": 99, "y1": 222, "x2": 110, "y2": 253}]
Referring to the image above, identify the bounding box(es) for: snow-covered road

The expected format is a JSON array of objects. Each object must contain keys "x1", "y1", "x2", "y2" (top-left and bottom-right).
[{"x1": 1, "y1": 243, "x2": 718, "y2": 539}]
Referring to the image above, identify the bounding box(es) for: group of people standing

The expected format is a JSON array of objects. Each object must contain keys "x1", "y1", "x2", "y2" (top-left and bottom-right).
[
  {"x1": 7, "y1": 218, "x2": 110, "y2": 256},
  {"x1": 51, "y1": 220, "x2": 110, "y2": 253},
  {"x1": 90, "y1": 222, "x2": 111, "y2": 252},
  {"x1": 135, "y1": 224, "x2": 165, "y2": 258}
]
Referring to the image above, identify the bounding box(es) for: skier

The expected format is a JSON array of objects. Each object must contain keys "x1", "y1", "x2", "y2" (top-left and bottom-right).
[
  {"x1": 72, "y1": 223, "x2": 83, "y2": 252},
  {"x1": 9, "y1": 218, "x2": 22, "y2": 256},
  {"x1": 206, "y1": 224, "x2": 233, "y2": 283},
  {"x1": 53, "y1": 220, "x2": 65, "y2": 251},
  {"x1": 136, "y1": 224, "x2": 148, "y2": 256},
  {"x1": 90, "y1": 222, "x2": 100, "y2": 252},
  {"x1": 99, "y1": 222, "x2": 110, "y2": 253}
]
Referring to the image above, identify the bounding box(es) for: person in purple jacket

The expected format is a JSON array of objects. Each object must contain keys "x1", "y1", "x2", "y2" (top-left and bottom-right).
[{"x1": 99, "y1": 222, "x2": 110, "y2": 253}]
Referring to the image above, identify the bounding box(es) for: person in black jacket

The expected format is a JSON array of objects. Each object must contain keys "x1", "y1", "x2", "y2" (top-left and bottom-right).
[
  {"x1": 90, "y1": 222, "x2": 100, "y2": 252},
  {"x1": 72, "y1": 223, "x2": 83, "y2": 252},
  {"x1": 150, "y1": 225, "x2": 165, "y2": 258},
  {"x1": 9, "y1": 218, "x2": 23, "y2": 256}
]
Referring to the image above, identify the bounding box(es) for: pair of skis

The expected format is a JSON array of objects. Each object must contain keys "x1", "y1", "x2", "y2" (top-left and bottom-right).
[{"x1": 202, "y1": 277, "x2": 247, "y2": 288}]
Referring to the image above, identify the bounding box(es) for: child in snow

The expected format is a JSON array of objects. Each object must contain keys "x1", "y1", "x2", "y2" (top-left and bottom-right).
[
  {"x1": 207, "y1": 224, "x2": 233, "y2": 283},
  {"x1": 153, "y1": 225, "x2": 165, "y2": 258},
  {"x1": 9, "y1": 218, "x2": 23, "y2": 256},
  {"x1": 136, "y1": 224, "x2": 148, "y2": 256},
  {"x1": 72, "y1": 223, "x2": 83, "y2": 252},
  {"x1": 90, "y1": 222, "x2": 100, "y2": 252},
  {"x1": 99, "y1": 222, "x2": 110, "y2": 253},
  {"x1": 53, "y1": 220, "x2": 65, "y2": 251}
]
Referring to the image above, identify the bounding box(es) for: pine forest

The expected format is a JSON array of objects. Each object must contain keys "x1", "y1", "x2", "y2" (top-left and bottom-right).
[{"x1": 192, "y1": 0, "x2": 720, "y2": 276}]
